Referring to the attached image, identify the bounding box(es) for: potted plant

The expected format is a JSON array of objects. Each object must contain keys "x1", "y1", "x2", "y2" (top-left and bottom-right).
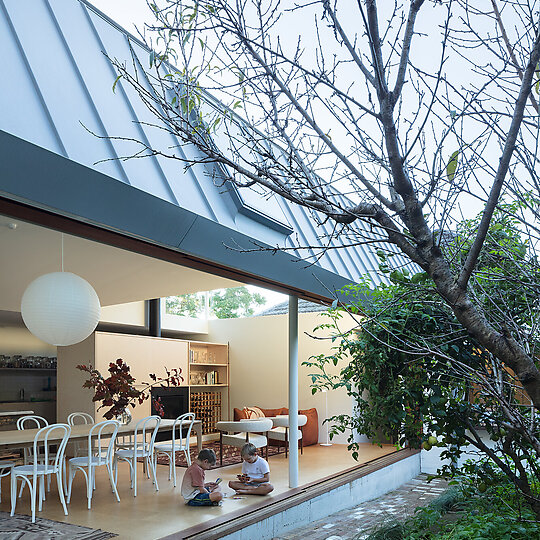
[{"x1": 77, "y1": 358, "x2": 183, "y2": 422}]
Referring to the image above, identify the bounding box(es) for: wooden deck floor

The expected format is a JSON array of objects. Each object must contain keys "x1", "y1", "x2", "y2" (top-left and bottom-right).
[{"x1": 0, "y1": 443, "x2": 396, "y2": 539}]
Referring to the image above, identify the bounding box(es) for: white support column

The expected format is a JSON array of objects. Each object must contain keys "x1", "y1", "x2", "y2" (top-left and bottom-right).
[{"x1": 288, "y1": 295, "x2": 299, "y2": 488}]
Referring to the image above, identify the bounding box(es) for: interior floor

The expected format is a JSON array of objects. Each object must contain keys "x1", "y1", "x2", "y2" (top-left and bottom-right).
[{"x1": 0, "y1": 443, "x2": 396, "y2": 539}]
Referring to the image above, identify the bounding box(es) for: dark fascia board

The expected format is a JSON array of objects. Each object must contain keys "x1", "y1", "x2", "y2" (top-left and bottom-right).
[
  {"x1": 80, "y1": 0, "x2": 293, "y2": 237},
  {"x1": 0, "y1": 130, "x2": 354, "y2": 302}
]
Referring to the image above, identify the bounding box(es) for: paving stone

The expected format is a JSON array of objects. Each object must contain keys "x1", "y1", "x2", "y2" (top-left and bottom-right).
[{"x1": 274, "y1": 474, "x2": 449, "y2": 540}]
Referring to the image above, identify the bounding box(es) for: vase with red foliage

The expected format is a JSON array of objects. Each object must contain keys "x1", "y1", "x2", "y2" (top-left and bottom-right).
[{"x1": 76, "y1": 358, "x2": 183, "y2": 420}]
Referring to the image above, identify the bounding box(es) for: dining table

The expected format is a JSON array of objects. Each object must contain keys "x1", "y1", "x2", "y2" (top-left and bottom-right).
[{"x1": 0, "y1": 418, "x2": 203, "y2": 452}]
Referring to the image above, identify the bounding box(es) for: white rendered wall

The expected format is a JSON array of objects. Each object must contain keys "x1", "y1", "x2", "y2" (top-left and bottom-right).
[
  {"x1": 208, "y1": 311, "x2": 355, "y2": 444},
  {"x1": 421, "y1": 429, "x2": 497, "y2": 474},
  {"x1": 222, "y1": 453, "x2": 421, "y2": 540}
]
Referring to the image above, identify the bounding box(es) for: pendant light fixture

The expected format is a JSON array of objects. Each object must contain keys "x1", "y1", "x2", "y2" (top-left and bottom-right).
[{"x1": 20, "y1": 233, "x2": 101, "y2": 346}]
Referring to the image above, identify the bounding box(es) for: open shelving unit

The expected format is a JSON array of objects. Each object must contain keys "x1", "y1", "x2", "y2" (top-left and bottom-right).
[
  {"x1": 58, "y1": 333, "x2": 229, "y2": 434},
  {"x1": 188, "y1": 341, "x2": 229, "y2": 434}
]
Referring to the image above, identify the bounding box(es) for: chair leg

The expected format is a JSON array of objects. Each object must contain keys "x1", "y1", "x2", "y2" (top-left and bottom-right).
[
  {"x1": 133, "y1": 459, "x2": 137, "y2": 497},
  {"x1": 173, "y1": 451, "x2": 178, "y2": 487},
  {"x1": 147, "y1": 455, "x2": 159, "y2": 492},
  {"x1": 220, "y1": 433, "x2": 223, "y2": 467},
  {"x1": 30, "y1": 477, "x2": 37, "y2": 523},
  {"x1": 62, "y1": 457, "x2": 67, "y2": 497},
  {"x1": 10, "y1": 472, "x2": 17, "y2": 516},
  {"x1": 300, "y1": 435, "x2": 303, "y2": 455},
  {"x1": 38, "y1": 476, "x2": 44, "y2": 512},
  {"x1": 67, "y1": 463, "x2": 74, "y2": 503},
  {"x1": 87, "y1": 466, "x2": 93, "y2": 509},
  {"x1": 57, "y1": 471, "x2": 69, "y2": 515},
  {"x1": 113, "y1": 456, "x2": 118, "y2": 489},
  {"x1": 107, "y1": 463, "x2": 121, "y2": 503}
]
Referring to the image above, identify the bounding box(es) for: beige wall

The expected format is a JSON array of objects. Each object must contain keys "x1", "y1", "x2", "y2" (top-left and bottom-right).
[
  {"x1": 207, "y1": 311, "x2": 353, "y2": 444},
  {"x1": 0, "y1": 327, "x2": 57, "y2": 356},
  {"x1": 100, "y1": 301, "x2": 146, "y2": 326},
  {"x1": 57, "y1": 301, "x2": 356, "y2": 444},
  {"x1": 58, "y1": 332, "x2": 190, "y2": 424}
]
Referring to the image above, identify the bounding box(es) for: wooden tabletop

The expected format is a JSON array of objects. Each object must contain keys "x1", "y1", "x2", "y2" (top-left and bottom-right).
[{"x1": 0, "y1": 419, "x2": 202, "y2": 449}]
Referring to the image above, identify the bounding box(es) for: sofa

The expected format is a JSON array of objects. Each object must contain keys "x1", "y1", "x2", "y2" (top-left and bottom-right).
[{"x1": 233, "y1": 406, "x2": 319, "y2": 446}]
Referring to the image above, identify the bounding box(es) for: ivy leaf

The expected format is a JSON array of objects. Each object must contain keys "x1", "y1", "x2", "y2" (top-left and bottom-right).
[{"x1": 446, "y1": 150, "x2": 459, "y2": 182}]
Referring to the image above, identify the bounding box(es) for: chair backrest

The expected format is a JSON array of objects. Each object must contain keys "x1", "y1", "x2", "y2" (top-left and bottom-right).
[
  {"x1": 17, "y1": 415, "x2": 48, "y2": 430},
  {"x1": 32, "y1": 424, "x2": 71, "y2": 475},
  {"x1": 87, "y1": 420, "x2": 120, "y2": 466},
  {"x1": 132, "y1": 415, "x2": 161, "y2": 457},
  {"x1": 172, "y1": 413, "x2": 196, "y2": 451},
  {"x1": 67, "y1": 412, "x2": 94, "y2": 426},
  {"x1": 231, "y1": 418, "x2": 273, "y2": 432}
]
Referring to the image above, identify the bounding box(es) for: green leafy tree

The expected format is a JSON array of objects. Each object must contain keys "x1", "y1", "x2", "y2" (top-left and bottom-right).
[
  {"x1": 305, "y1": 206, "x2": 540, "y2": 518},
  {"x1": 166, "y1": 286, "x2": 265, "y2": 318},
  {"x1": 165, "y1": 293, "x2": 204, "y2": 317},
  {"x1": 210, "y1": 286, "x2": 266, "y2": 319}
]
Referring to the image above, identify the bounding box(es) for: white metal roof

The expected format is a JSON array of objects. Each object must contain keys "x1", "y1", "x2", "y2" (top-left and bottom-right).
[{"x1": 0, "y1": 0, "x2": 414, "y2": 298}]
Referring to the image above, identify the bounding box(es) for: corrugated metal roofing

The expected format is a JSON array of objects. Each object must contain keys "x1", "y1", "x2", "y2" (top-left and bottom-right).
[{"x1": 0, "y1": 0, "x2": 415, "y2": 294}]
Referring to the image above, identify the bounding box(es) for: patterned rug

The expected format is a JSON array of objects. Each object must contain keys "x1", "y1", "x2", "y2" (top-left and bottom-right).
[
  {"x1": 0, "y1": 511, "x2": 117, "y2": 539},
  {"x1": 154, "y1": 441, "x2": 282, "y2": 469}
]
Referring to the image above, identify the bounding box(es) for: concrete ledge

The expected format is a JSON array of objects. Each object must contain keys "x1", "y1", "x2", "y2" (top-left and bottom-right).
[{"x1": 166, "y1": 448, "x2": 420, "y2": 540}]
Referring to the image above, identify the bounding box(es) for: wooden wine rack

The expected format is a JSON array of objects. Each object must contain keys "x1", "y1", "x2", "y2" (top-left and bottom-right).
[{"x1": 190, "y1": 391, "x2": 222, "y2": 434}]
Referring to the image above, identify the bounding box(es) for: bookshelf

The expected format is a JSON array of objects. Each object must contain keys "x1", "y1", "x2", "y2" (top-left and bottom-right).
[{"x1": 188, "y1": 341, "x2": 229, "y2": 434}]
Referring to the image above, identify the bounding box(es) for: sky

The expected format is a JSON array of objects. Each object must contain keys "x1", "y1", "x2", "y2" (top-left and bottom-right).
[
  {"x1": 91, "y1": 0, "x2": 151, "y2": 32},
  {"x1": 86, "y1": 1, "x2": 539, "y2": 288},
  {"x1": 90, "y1": 0, "x2": 288, "y2": 312}
]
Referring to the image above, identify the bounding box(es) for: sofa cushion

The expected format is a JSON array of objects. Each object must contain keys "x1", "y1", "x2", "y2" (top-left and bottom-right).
[
  {"x1": 299, "y1": 408, "x2": 318, "y2": 446},
  {"x1": 243, "y1": 406, "x2": 265, "y2": 419},
  {"x1": 233, "y1": 407, "x2": 247, "y2": 421},
  {"x1": 260, "y1": 407, "x2": 288, "y2": 417}
]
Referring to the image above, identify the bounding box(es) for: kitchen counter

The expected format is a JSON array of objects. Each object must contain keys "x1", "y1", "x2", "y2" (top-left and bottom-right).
[
  {"x1": 0, "y1": 410, "x2": 35, "y2": 417},
  {"x1": 0, "y1": 400, "x2": 55, "y2": 404},
  {"x1": 0, "y1": 401, "x2": 56, "y2": 424}
]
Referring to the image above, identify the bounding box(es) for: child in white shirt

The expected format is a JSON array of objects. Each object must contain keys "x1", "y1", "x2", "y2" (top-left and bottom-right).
[{"x1": 228, "y1": 443, "x2": 274, "y2": 495}]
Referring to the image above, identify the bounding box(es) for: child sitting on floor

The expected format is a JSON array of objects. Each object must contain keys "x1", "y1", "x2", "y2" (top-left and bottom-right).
[
  {"x1": 181, "y1": 448, "x2": 223, "y2": 506},
  {"x1": 228, "y1": 443, "x2": 274, "y2": 496}
]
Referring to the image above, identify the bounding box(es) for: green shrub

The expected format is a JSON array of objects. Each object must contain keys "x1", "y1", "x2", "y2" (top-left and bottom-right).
[{"x1": 365, "y1": 480, "x2": 540, "y2": 540}]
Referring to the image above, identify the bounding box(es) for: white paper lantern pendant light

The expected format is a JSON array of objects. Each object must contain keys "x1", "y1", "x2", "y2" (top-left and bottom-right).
[{"x1": 21, "y1": 234, "x2": 101, "y2": 346}]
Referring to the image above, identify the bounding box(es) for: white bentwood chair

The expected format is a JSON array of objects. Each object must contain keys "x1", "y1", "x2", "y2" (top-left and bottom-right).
[
  {"x1": 67, "y1": 412, "x2": 95, "y2": 457},
  {"x1": 67, "y1": 419, "x2": 120, "y2": 509},
  {"x1": 114, "y1": 415, "x2": 161, "y2": 497},
  {"x1": 67, "y1": 412, "x2": 94, "y2": 426},
  {"x1": 153, "y1": 413, "x2": 195, "y2": 487},
  {"x1": 16, "y1": 415, "x2": 54, "y2": 496},
  {"x1": 10, "y1": 424, "x2": 71, "y2": 523},
  {"x1": 0, "y1": 461, "x2": 15, "y2": 503}
]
